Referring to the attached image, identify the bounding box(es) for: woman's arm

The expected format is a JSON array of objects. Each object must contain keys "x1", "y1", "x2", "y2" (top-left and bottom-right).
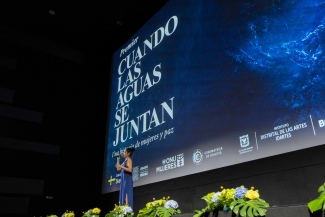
[
  {"x1": 116, "y1": 163, "x2": 122, "y2": 171},
  {"x1": 116, "y1": 156, "x2": 122, "y2": 171}
]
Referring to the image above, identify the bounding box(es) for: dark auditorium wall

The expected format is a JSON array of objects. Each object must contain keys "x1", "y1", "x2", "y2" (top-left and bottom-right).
[{"x1": 0, "y1": 26, "x2": 109, "y2": 216}]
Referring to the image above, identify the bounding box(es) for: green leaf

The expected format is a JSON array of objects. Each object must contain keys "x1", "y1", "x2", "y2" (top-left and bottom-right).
[
  {"x1": 308, "y1": 194, "x2": 325, "y2": 213},
  {"x1": 193, "y1": 210, "x2": 204, "y2": 217},
  {"x1": 240, "y1": 204, "x2": 249, "y2": 217},
  {"x1": 150, "y1": 211, "x2": 156, "y2": 217},
  {"x1": 232, "y1": 203, "x2": 245, "y2": 214},
  {"x1": 256, "y1": 207, "x2": 267, "y2": 216},
  {"x1": 318, "y1": 185, "x2": 325, "y2": 193},
  {"x1": 156, "y1": 207, "x2": 176, "y2": 217},
  {"x1": 229, "y1": 201, "x2": 237, "y2": 210},
  {"x1": 257, "y1": 198, "x2": 268, "y2": 205},
  {"x1": 230, "y1": 199, "x2": 244, "y2": 210},
  {"x1": 201, "y1": 196, "x2": 210, "y2": 203},
  {"x1": 247, "y1": 206, "x2": 253, "y2": 217},
  {"x1": 137, "y1": 207, "x2": 153, "y2": 217},
  {"x1": 230, "y1": 198, "x2": 269, "y2": 217}
]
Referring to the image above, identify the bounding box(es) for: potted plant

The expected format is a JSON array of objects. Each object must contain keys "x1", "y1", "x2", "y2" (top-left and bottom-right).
[
  {"x1": 230, "y1": 186, "x2": 269, "y2": 217},
  {"x1": 105, "y1": 204, "x2": 134, "y2": 217},
  {"x1": 194, "y1": 186, "x2": 236, "y2": 217},
  {"x1": 62, "y1": 210, "x2": 75, "y2": 217},
  {"x1": 83, "y1": 207, "x2": 101, "y2": 217},
  {"x1": 138, "y1": 196, "x2": 181, "y2": 217},
  {"x1": 194, "y1": 186, "x2": 269, "y2": 217}
]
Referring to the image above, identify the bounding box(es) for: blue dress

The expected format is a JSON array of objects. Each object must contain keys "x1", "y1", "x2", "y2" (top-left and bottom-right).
[{"x1": 119, "y1": 160, "x2": 133, "y2": 208}]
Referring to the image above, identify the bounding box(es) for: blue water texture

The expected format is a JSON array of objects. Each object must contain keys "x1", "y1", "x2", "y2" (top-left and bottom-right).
[{"x1": 226, "y1": 0, "x2": 325, "y2": 122}]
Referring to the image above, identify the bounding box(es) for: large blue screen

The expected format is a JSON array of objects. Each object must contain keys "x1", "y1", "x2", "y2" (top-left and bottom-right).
[{"x1": 102, "y1": 0, "x2": 325, "y2": 193}]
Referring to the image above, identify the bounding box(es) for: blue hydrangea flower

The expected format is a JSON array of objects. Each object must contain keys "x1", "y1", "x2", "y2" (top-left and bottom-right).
[
  {"x1": 234, "y1": 187, "x2": 248, "y2": 199},
  {"x1": 164, "y1": 200, "x2": 179, "y2": 209},
  {"x1": 122, "y1": 206, "x2": 133, "y2": 214},
  {"x1": 212, "y1": 192, "x2": 221, "y2": 203}
]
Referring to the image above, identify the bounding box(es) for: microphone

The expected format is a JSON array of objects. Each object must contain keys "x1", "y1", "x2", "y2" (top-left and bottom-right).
[{"x1": 113, "y1": 155, "x2": 121, "y2": 158}]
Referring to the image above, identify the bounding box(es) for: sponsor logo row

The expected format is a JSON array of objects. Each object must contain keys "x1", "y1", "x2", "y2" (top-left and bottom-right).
[
  {"x1": 109, "y1": 118, "x2": 325, "y2": 186},
  {"x1": 108, "y1": 133, "x2": 257, "y2": 186},
  {"x1": 109, "y1": 131, "x2": 257, "y2": 184},
  {"x1": 108, "y1": 147, "x2": 223, "y2": 186}
]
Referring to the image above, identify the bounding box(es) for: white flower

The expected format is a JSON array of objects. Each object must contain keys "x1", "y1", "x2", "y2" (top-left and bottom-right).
[
  {"x1": 212, "y1": 192, "x2": 221, "y2": 203},
  {"x1": 164, "y1": 200, "x2": 178, "y2": 209},
  {"x1": 122, "y1": 206, "x2": 133, "y2": 214}
]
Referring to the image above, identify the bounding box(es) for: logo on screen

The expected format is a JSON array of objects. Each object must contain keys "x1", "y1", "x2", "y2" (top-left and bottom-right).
[
  {"x1": 108, "y1": 175, "x2": 116, "y2": 186},
  {"x1": 239, "y1": 135, "x2": 249, "y2": 148},
  {"x1": 192, "y1": 149, "x2": 203, "y2": 165},
  {"x1": 132, "y1": 166, "x2": 139, "y2": 181},
  {"x1": 140, "y1": 165, "x2": 149, "y2": 177},
  {"x1": 177, "y1": 153, "x2": 185, "y2": 167},
  {"x1": 156, "y1": 153, "x2": 185, "y2": 173}
]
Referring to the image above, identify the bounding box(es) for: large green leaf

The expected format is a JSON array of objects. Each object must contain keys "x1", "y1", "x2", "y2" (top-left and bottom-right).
[
  {"x1": 230, "y1": 198, "x2": 269, "y2": 217},
  {"x1": 137, "y1": 207, "x2": 153, "y2": 217},
  {"x1": 247, "y1": 206, "x2": 253, "y2": 217},
  {"x1": 308, "y1": 194, "x2": 325, "y2": 213},
  {"x1": 231, "y1": 201, "x2": 245, "y2": 214},
  {"x1": 239, "y1": 204, "x2": 249, "y2": 217},
  {"x1": 156, "y1": 207, "x2": 175, "y2": 217}
]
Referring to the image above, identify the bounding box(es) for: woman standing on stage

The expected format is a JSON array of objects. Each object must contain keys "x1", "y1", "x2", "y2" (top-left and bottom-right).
[{"x1": 116, "y1": 147, "x2": 135, "y2": 208}]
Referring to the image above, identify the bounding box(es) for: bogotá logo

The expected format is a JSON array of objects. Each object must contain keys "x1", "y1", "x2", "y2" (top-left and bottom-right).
[
  {"x1": 239, "y1": 134, "x2": 249, "y2": 148},
  {"x1": 192, "y1": 149, "x2": 203, "y2": 165}
]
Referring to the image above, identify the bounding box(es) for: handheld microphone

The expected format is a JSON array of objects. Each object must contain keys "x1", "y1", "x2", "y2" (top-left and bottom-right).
[{"x1": 113, "y1": 155, "x2": 121, "y2": 158}]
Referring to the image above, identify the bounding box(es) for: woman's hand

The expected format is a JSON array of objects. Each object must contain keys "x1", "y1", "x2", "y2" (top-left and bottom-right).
[{"x1": 116, "y1": 162, "x2": 121, "y2": 171}]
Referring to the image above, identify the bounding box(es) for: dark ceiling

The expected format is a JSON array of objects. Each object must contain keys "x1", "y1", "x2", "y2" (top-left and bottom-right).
[{"x1": 0, "y1": 0, "x2": 169, "y2": 54}]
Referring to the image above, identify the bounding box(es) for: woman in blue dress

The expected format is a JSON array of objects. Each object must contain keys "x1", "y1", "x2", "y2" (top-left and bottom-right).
[{"x1": 116, "y1": 147, "x2": 135, "y2": 208}]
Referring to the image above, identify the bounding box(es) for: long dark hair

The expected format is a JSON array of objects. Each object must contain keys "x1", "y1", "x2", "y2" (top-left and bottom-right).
[{"x1": 126, "y1": 147, "x2": 135, "y2": 157}]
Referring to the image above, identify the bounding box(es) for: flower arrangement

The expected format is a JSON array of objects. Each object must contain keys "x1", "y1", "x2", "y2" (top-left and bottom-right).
[
  {"x1": 308, "y1": 183, "x2": 325, "y2": 213},
  {"x1": 194, "y1": 186, "x2": 269, "y2": 217},
  {"x1": 230, "y1": 186, "x2": 269, "y2": 216},
  {"x1": 137, "y1": 196, "x2": 181, "y2": 217},
  {"x1": 82, "y1": 207, "x2": 101, "y2": 217},
  {"x1": 105, "y1": 204, "x2": 134, "y2": 217},
  {"x1": 62, "y1": 210, "x2": 75, "y2": 217}
]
